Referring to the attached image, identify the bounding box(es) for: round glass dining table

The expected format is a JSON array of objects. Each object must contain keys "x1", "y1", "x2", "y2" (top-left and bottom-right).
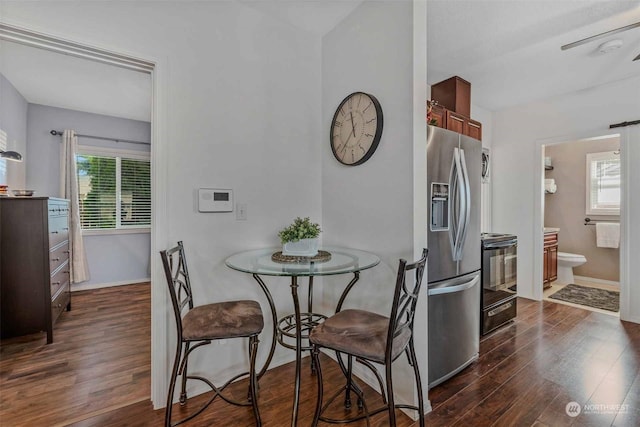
[{"x1": 225, "y1": 246, "x2": 380, "y2": 427}]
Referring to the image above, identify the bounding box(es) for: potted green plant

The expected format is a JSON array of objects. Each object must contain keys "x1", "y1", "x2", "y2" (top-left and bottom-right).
[{"x1": 278, "y1": 217, "x2": 322, "y2": 256}]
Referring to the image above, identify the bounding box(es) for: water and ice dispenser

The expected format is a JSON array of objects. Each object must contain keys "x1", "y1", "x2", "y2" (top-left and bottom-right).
[{"x1": 430, "y1": 182, "x2": 449, "y2": 231}]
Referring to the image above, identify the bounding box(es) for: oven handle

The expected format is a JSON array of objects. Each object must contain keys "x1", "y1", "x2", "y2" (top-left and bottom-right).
[
  {"x1": 483, "y1": 239, "x2": 518, "y2": 250},
  {"x1": 428, "y1": 275, "x2": 479, "y2": 296},
  {"x1": 488, "y1": 300, "x2": 515, "y2": 317}
]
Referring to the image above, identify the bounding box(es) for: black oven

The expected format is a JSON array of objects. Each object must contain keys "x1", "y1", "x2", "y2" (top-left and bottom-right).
[{"x1": 481, "y1": 233, "x2": 517, "y2": 335}]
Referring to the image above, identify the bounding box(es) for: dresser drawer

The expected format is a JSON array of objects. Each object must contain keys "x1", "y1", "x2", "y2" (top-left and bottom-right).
[
  {"x1": 51, "y1": 286, "x2": 70, "y2": 325},
  {"x1": 49, "y1": 241, "x2": 70, "y2": 274},
  {"x1": 48, "y1": 215, "x2": 69, "y2": 248},
  {"x1": 50, "y1": 261, "x2": 70, "y2": 299},
  {"x1": 48, "y1": 201, "x2": 70, "y2": 217}
]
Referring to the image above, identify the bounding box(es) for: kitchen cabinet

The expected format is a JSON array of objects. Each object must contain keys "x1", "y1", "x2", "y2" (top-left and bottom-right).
[
  {"x1": 543, "y1": 232, "x2": 558, "y2": 288},
  {"x1": 446, "y1": 110, "x2": 483, "y2": 141},
  {"x1": 431, "y1": 76, "x2": 471, "y2": 117},
  {"x1": 427, "y1": 101, "x2": 446, "y2": 128},
  {"x1": 466, "y1": 118, "x2": 482, "y2": 141},
  {"x1": 0, "y1": 197, "x2": 71, "y2": 343},
  {"x1": 427, "y1": 101, "x2": 482, "y2": 141}
]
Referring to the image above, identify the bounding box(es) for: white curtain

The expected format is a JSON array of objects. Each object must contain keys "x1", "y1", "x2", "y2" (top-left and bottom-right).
[{"x1": 60, "y1": 130, "x2": 90, "y2": 283}]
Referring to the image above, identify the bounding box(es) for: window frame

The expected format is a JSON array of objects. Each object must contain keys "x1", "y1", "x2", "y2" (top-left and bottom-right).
[
  {"x1": 76, "y1": 145, "x2": 151, "y2": 235},
  {"x1": 585, "y1": 150, "x2": 620, "y2": 216}
]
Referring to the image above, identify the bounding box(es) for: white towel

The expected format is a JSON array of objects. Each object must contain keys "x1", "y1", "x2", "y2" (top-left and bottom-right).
[
  {"x1": 544, "y1": 179, "x2": 556, "y2": 193},
  {"x1": 596, "y1": 222, "x2": 620, "y2": 248}
]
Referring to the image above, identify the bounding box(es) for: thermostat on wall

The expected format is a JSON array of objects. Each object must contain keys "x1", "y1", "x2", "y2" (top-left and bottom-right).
[{"x1": 198, "y1": 188, "x2": 233, "y2": 212}]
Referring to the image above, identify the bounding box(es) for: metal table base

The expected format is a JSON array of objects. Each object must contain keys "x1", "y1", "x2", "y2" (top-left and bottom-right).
[{"x1": 225, "y1": 247, "x2": 380, "y2": 427}]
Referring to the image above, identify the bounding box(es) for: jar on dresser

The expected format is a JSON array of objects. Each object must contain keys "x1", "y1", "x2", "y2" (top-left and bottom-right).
[{"x1": 0, "y1": 197, "x2": 71, "y2": 344}]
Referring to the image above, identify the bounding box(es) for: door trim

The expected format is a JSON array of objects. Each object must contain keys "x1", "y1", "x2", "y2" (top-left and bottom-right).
[
  {"x1": 0, "y1": 21, "x2": 170, "y2": 407},
  {"x1": 534, "y1": 130, "x2": 627, "y2": 321}
]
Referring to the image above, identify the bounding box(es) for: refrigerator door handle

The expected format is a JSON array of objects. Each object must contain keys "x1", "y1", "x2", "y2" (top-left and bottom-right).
[
  {"x1": 456, "y1": 148, "x2": 471, "y2": 260},
  {"x1": 428, "y1": 274, "x2": 480, "y2": 296},
  {"x1": 448, "y1": 148, "x2": 458, "y2": 260},
  {"x1": 449, "y1": 147, "x2": 465, "y2": 261}
]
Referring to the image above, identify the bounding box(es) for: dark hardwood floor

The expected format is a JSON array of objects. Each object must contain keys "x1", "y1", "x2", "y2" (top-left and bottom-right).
[
  {"x1": 0, "y1": 283, "x2": 151, "y2": 426},
  {"x1": 425, "y1": 298, "x2": 640, "y2": 427},
  {"x1": 2, "y1": 284, "x2": 640, "y2": 426}
]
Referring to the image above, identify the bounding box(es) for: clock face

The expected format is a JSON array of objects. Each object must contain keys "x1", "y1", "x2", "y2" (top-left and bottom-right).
[{"x1": 330, "y1": 92, "x2": 383, "y2": 166}]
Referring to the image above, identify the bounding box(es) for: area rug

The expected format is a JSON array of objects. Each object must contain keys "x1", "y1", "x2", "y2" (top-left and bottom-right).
[{"x1": 549, "y1": 284, "x2": 619, "y2": 312}]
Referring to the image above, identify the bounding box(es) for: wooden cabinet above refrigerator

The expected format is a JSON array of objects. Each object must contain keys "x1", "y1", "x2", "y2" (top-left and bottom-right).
[
  {"x1": 428, "y1": 101, "x2": 482, "y2": 141},
  {"x1": 428, "y1": 75, "x2": 482, "y2": 141}
]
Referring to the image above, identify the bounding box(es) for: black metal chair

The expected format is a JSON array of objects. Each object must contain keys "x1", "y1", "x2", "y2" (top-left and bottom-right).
[
  {"x1": 309, "y1": 248, "x2": 428, "y2": 426},
  {"x1": 160, "y1": 241, "x2": 263, "y2": 427}
]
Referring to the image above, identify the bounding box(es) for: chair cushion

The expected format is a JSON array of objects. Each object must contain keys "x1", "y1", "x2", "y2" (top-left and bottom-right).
[
  {"x1": 182, "y1": 300, "x2": 263, "y2": 341},
  {"x1": 309, "y1": 309, "x2": 411, "y2": 363}
]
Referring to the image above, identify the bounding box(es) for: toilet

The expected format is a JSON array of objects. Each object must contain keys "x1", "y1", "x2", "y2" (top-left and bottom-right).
[{"x1": 557, "y1": 252, "x2": 587, "y2": 284}]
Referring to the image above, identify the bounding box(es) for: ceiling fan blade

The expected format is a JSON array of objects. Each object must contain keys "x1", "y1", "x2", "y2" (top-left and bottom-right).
[
  {"x1": 634, "y1": 52, "x2": 640, "y2": 61},
  {"x1": 561, "y1": 21, "x2": 640, "y2": 51}
]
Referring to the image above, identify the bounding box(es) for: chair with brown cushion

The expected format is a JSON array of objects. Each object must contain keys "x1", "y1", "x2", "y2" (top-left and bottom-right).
[
  {"x1": 309, "y1": 248, "x2": 428, "y2": 426},
  {"x1": 160, "y1": 241, "x2": 263, "y2": 427}
]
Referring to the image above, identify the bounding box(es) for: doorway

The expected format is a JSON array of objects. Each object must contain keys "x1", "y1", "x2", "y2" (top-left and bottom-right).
[
  {"x1": 0, "y1": 22, "x2": 162, "y2": 421},
  {"x1": 539, "y1": 134, "x2": 622, "y2": 316}
]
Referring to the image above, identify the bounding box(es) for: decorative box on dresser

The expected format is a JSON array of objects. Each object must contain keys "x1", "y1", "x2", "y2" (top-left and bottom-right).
[{"x1": 0, "y1": 197, "x2": 71, "y2": 344}]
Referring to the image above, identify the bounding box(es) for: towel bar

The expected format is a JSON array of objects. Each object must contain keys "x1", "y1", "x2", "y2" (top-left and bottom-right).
[{"x1": 584, "y1": 217, "x2": 620, "y2": 226}]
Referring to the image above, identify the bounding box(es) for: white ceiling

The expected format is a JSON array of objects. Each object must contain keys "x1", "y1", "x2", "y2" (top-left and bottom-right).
[
  {"x1": 0, "y1": 40, "x2": 151, "y2": 122},
  {"x1": 1, "y1": 1, "x2": 638, "y2": 121},
  {"x1": 239, "y1": 0, "x2": 364, "y2": 35},
  {"x1": 427, "y1": 1, "x2": 640, "y2": 111}
]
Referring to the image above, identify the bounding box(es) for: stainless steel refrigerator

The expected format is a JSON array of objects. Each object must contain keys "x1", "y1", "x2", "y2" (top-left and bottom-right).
[{"x1": 427, "y1": 125, "x2": 481, "y2": 388}]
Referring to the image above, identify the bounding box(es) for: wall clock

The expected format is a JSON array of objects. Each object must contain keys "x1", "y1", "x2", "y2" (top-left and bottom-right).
[{"x1": 330, "y1": 92, "x2": 383, "y2": 166}]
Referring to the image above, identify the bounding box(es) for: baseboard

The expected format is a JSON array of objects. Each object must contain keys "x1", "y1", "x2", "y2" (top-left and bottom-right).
[
  {"x1": 71, "y1": 279, "x2": 150, "y2": 292},
  {"x1": 621, "y1": 315, "x2": 640, "y2": 325},
  {"x1": 573, "y1": 275, "x2": 620, "y2": 287}
]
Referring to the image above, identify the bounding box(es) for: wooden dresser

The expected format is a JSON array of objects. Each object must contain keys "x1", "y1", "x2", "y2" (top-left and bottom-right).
[{"x1": 0, "y1": 197, "x2": 71, "y2": 343}]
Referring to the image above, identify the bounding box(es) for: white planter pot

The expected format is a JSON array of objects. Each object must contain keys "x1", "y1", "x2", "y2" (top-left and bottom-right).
[{"x1": 282, "y1": 238, "x2": 319, "y2": 256}]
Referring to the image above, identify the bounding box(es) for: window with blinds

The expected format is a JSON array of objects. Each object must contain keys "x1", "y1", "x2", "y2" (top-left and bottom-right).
[
  {"x1": 0, "y1": 130, "x2": 7, "y2": 182},
  {"x1": 586, "y1": 151, "x2": 620, "y2": 216},
  {"x1": 76, "y1": 148, "x2": 150, "y2": 231}
]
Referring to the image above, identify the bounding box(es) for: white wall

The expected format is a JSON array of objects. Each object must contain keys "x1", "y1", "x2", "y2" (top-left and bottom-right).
[
  {"x1": 622, "y1": 124, "x2": 640, "y2": 323},
  {"x1": 1, "y1": 0, "x2": 322, "y2": 404},
  {"x1": 0, "y1": 72, "x2": 27, "y2": 188},
  {"x1": 492, "y1": 75, "x2": 640, "y2": 321},
  {"x1": 322, "y1": 0, "x2": 427, "y2": 411},
  {"x1": 26, "y1": 104, "x2": 151, "y2": 288},
  {"x1": 473, "y1": 103, "x2": 493, "y2": 232},
  {"x1": 26, "y1": 104, "x2": 150, "y2": 196}
]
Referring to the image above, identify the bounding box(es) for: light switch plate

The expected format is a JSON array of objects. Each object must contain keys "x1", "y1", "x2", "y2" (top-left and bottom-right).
[{"x1": 198, "y1": 188, "x2": 233, "y2": 212}]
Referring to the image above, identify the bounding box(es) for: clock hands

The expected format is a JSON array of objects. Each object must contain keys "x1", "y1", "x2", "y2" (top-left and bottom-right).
[
  {"x1": 336, "y1": 129, "x2": 353, "y2": 155},
  {"x1": 349, "y1": 111, "x2": 356, "y2": 138}
]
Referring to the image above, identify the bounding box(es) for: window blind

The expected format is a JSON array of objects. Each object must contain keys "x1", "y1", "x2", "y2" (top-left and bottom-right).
[
  {"x1": 0, "y1": 130, "x2": 7, "y2": 181},
  {"x1": 587, "y1": 151, "x2": 620, "y2": 215},
  {"x1": 76, "y1": 151, "x2": 150, "y2": 230},
  {"x1": 120, "y1": 158, "x2": 151, "y2": 227}
]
